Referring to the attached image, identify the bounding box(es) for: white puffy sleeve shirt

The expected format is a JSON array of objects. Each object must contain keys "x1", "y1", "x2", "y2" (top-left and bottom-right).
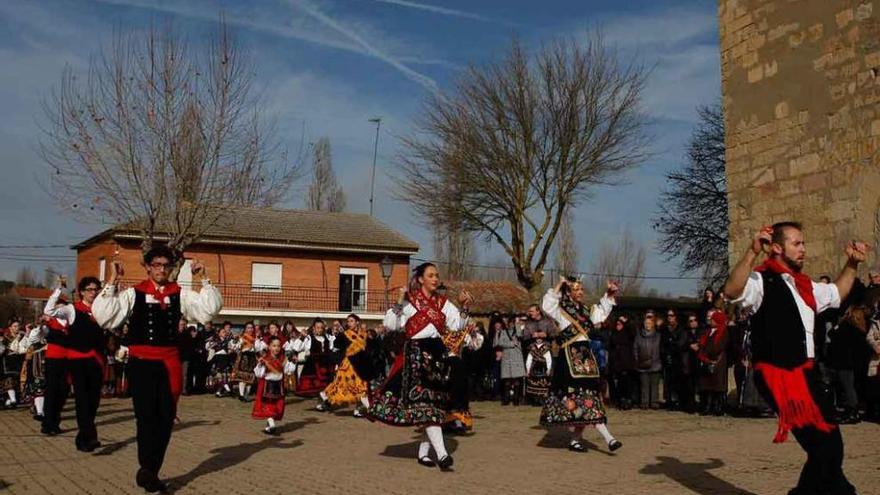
[
  {"x1": 732, "y1": 271, "x2": 841, "y2": 358},
  {"x1": 383, "y1": 299, "x2": 465, "y2": 339}
]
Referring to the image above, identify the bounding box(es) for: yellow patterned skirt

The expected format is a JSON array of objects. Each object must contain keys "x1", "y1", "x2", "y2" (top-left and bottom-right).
[{"x1": 323, "y1": 357, "x2": 368, "y2": 405}]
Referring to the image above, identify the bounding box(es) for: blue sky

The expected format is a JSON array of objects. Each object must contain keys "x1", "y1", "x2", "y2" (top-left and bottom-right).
[{"x1": 0, "y1": 0, "x2": 720, "y2": 295}]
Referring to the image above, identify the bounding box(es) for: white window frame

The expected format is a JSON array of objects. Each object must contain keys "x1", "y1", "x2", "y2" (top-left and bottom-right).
[
  {"x1": 98, "y1": 258, "x2": 106, "y2": 282},
  {"x1": 339, "y1": 267, "x2": 368, "y2": 312},
  {"x1": 251, "y1": 262, "x2": 283, "y2": 293}
]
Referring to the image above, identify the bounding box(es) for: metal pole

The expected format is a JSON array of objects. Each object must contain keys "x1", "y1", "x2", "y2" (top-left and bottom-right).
[
  {"x1": 383, "y1": 277, "x2": 390, "y2": 311},
  {"x1": 368, "y1": 118, "x2": 381, "y2": 216}
]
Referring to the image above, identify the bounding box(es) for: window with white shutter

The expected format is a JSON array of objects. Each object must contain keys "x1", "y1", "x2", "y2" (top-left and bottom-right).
[{"x1": 252, "y1": 263, "x2": 282, "y2": 293}]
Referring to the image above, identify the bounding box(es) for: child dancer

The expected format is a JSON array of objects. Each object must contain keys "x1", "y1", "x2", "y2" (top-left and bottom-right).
[{"x1": 253, "y1": 336, "x2": 295, "y2": 435}]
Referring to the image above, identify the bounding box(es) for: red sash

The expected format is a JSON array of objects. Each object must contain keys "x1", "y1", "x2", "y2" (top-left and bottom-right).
[
  {"x1": 754, "y1": 360, "x2": 835, "y2": 443},
  {"x1": 129, "y1": 345, "x2": 182, "y2": 412}
]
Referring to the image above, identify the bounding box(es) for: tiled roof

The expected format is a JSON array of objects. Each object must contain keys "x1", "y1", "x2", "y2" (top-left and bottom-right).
[
  {"x1": 443, "y1": 281, "x2": 535, "y2": 315},
  {"x1": 74, "y1": 206, "x2": 419, "y2": 253},
  {"x1": 12, "y1": 286, "x2": 53, "y2": 300}
]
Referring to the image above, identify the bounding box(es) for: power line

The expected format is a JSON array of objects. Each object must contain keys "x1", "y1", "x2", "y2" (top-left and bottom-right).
[
  {"x1": 0, "y1": 245, "x2": 70, "y2": 249},
  {"x1": 411, "y1": 257, "x2": 706, "y2": 281}
]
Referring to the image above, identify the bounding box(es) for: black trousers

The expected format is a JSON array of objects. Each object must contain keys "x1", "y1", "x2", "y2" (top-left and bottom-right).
[
  {"x1": 756, "y1": 367, "x2": 856, "y2": 495},
  {"x1": 42, "y1": 358, "x2": 68, "y2": 430},
  {"x1": 129, "y1": 358, "x2": 175, "y2": 474},
  {"x1": 68, "y1": 358, "x2": 102, "y2": 446}
]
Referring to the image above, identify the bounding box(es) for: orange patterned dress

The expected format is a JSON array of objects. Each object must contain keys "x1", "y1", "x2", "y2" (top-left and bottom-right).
[{"x1": 323, "y1": 327, "x2": 369, "y2": 405}]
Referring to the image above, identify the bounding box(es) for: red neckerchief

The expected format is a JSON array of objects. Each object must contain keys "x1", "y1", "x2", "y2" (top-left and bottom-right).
[
  {"x1": 405, "y1": 290, "x2": 447, "y2": 339},
  {"x1": 262, "y1": 353, "x2": 286, "y2": 374},
  {"x1": 755, "y1": 258, "x2": 817, "y2": 312},
  {"x1": 134, "y1": 280, "x2": 181, "y2": 310},
  {"x1": 73, "y1": 301, "x2": 97, "y2": 322}
]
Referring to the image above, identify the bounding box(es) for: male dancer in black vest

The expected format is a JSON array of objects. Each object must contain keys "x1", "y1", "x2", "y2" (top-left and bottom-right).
[
  {"x1": 42, "y1": 276, "x2": 105, "y2": 452},
  {"x1": 93, "y1": 246, "x2": 222, "y2": 493},
  {"x1": 724, "y1": 222, "x2": 867, "y2": 495}
]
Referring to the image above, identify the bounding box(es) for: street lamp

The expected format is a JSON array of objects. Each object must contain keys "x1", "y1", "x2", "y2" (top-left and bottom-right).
[
  {"x1": 380, "y1": 255, "x2": 394, "y2": 310},
  {"x1": 368, "y1": 117, "x2": 382, "y2": 216}
]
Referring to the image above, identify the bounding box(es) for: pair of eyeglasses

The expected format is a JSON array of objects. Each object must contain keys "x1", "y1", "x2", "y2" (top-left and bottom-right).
[
  {"x1": 149, "y1": 262, "x2": 171, "y2": 269},
  {"x1": 82, "y1": 287, "x2": 99, "y2": 292}
]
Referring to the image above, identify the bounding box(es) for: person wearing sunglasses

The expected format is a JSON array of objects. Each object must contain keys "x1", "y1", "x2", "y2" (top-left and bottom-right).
[{"x1": 93, "y1": 245, "x2": 223, "y2": 493}]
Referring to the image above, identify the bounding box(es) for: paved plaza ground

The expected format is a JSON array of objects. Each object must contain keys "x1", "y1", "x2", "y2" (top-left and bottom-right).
[{"x1": 1, "y1": 395, "x2": 878, "y2": 494}]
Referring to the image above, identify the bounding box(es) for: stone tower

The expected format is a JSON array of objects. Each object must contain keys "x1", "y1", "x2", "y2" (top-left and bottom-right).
[{"x1": 720, "y1": 0, "x2": 880, "y2": 275}]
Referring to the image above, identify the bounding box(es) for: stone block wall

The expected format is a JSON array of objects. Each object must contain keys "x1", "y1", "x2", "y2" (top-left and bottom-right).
[{"x1": 720, "y1": 0, "x2": 880, "y2": 275}]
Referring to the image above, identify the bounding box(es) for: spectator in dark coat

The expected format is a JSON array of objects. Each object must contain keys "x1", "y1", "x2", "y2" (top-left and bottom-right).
[
  {"x1": 609, "y1": 315, "x2": 637, "y2": 409},
  {"x1": 827, "y1": 305, "x2": 870, "y2": 424},
  {"x1": 660, "y1": 309, "x2": 688, "y2": 410}
]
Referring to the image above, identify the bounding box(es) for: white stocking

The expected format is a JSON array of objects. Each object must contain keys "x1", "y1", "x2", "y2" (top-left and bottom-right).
[
  {"x1": 596, "y1": 423, "x2": 615, "y2": 444},
  {"x1": 267, "y1": 418, "x2": 276, "y2": 428},
  {"x1": 34, "y1": 396, "x2": 45, "y2": 415},
  {"x1": 6, "y1": 389, "x2": 16, "y2": 403},
  {"x1": 238, "y1": 382, "x2": 246, "y2": 397},
  {"x1": 418, "y1": 441, "x2": 431, "y2": 459},
  {"x1": 425, "y1": 425, "x2": 448, "y2": 459},
  {"x1": 359, "y1": 396, "x2": 370, "y2": 409}
]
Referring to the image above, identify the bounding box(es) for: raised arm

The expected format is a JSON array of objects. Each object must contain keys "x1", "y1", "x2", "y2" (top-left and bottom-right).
[
  {"x1": 590, "y1": 281, "x2": 619, "y2": 325},
  {"x1": 724, "y1": 227, "x2": 770, "y2": 300},
  {"x1": 833, "y1": 241, "x2": 869, "y2": 303},
  {"x1": 542, "y1": 281, "x2": 568, "y2": 330},
  {"x1": 44, "y1": 282, "x2": 75, "y2": 325},
  {"x1": 92, "y1": 286, "x2": 136, "y2": 330}
]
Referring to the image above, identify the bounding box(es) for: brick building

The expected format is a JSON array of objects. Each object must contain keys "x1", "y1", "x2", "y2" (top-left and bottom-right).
[
  {"x1": 720, "y1": 0, "x2": 880, "y2": 274},
  {"x1": 73, "y1": 207, "x2": 417, "y2": 326}
]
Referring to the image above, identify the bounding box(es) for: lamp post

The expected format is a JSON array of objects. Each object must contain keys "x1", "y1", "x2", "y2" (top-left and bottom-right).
[
  {"x1": 380, "y1": 255, "x2": 394, "y2": 311},
  {"x1": 368, "y1": 117, "x2": 381, "y2": 216}
]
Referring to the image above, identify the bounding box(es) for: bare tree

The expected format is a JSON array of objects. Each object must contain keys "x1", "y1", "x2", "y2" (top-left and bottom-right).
[
  {"x1": 589, "y1": 229, "x2": 646, "y2": 296},
  {"x1": 306, "y1": 137, "x2": 346, "y2": 212},
  {"x1": 396, "y1": 34, "x2": 649, "y2": 296},
  {"x1": 40, "y1": 21, "x2": 301, "y2": 262},
  {"x1": 554, "y1": 207, "x2": 579, "y2": 276},
  {"x1": 15, "y1": 267, "x2": 37, "y2": 287},
  {"x1": 431, "y1": 217, "x2": 475, "y2": 281},
  {"x1": 653, "y1": 103, "x2": 728, "y2": 288}
]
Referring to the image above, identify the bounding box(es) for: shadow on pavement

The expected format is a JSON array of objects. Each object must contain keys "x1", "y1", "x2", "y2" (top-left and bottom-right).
[
  {"x1": 380, "y1": 434, "x2": 459, "y2": 459},
  {"x1": 639, "y1": 456, "x2": 760, "y2": 495},
  {"x1": 533, "y1": 426, "x2": 614, "y2": 456},
  {"x1": 166, "y1": 435, "x2": 305, "y2": 492},
  {"x1": 93, "y1": 420, "x2": 221, "y2": 456}
]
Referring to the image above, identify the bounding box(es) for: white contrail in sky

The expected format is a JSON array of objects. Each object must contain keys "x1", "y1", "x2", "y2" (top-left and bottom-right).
[
  {"x1": 288, "y1": 0, "x2": 440, "y2": 93},
  {"x1": 96, "y1": 0, "x2": 439, "y2": 93},
  {"x1": 366, "y1": 0, "x2": 491, "y2": 22}
]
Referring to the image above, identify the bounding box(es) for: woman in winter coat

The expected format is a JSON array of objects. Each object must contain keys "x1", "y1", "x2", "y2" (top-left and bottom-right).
[
  {"x1": 633, "y1": 311, "x2": 662, "y2": 409},
  {"x1": 493, "y1": 315, "x2": 526, "y2": 405},
  {"x1": 696, "y1": 310, "x2": 729, "y2": 416}
]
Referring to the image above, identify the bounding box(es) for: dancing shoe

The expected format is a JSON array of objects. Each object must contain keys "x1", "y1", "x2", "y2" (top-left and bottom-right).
[
  {"x1": 417, "y1": 456, "x2": 436, "y2": 467},
  {"x1": 263, "y1": 426, "x2": 279, "y2": 436},
  {"x1": 136, "y1": 468, "x2": 168, "y2": 493},
  {"x1": 568, "y1": 440, "x2": 586, "y2": 452},
  {"x1": 40, "y1": 425, "x2": 61, "y2": 436},
  {"x1": 608, "y1": 439, "x2": 623, "y2": 452},
  {"x1": 437, "y1": 455, "x2": 454, "y2": 471}
]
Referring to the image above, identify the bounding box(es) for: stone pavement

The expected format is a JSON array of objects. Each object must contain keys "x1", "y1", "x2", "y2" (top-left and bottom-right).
[{"x1": 1, "y1": 395, "x2": 878, "y2": 494}]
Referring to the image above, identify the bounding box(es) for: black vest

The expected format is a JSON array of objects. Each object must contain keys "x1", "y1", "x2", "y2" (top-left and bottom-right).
[
  {"x1": 45, "y1": 321, "x2": 69, "y2": 348},
  {"x1": 128, "y1": 289, "x2": 182, "y2": 347},
  {"x1": 749, "y1": 272, "x2": 810, "y2": 369},
  {"x1": 67, "y1": 307, "x2": 104, "y2": 353}
]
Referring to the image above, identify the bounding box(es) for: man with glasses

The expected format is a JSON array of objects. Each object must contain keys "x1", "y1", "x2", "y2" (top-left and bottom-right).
[
  {"x1": 42, "y1": 275, "x2": 106, "y2": 452},
  {"x1": 93, "y1": 245, "x2": 222, "y2": 493}
]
